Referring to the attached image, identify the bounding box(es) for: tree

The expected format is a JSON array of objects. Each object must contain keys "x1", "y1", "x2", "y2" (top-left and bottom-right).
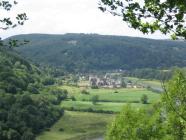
[
  {"x1": 162, "y1": 71, "x2": 186, "y2": 121},
  {"x1": 106, "y1": 105, "x2": 167, "y2": 140},
  {"x1": 106, "y1": 71, "x2": 186, "y2": 139},
  {"x1": 21, "y1": 131, "x2": 35, "y2": 140},
  {"x1": 162, "y1": 71, "x2": 186, "y2": 139},
  {"x1": 141, "y1": 94, "x2": 148, "y2": 104},
  {"x1": 91, "y1": 95, "x2": 99, "y2": 105},
  {"x1": 0, "y1": 0, "x2": 27, "y2": 30},
  {"x1": 81, "y1": 89, "x2": 89, "y2": 95},
  {"x1": 0, "y1": 0, "x2": 28, "y2": 48},
  {"x1": 121, "y1": 80, "x2": 126, "y2": 88},
  {"x1": 99, "y1": 0, "x2": 186, "y2": 39}
]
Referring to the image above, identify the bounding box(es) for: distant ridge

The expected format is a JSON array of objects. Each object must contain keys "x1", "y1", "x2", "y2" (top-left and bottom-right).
[{"x1": 8, "y1": 33, "x2": 186, "y2": 72}]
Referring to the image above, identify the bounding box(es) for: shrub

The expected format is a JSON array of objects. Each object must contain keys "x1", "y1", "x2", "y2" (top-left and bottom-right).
[
  {"x1": 91, "y1": 95, "x2": 99, "y2": 105},
  {"x1": 141, "y1": 94, "x2": 148, "y2": 104},
  {"x1": 81, "y1": 89, "x2": 89, "y2": 95},
  {"x1": 59, "y1": 128, "x2": 64, "y2": 132},
  {"x1": 71, "y1": 96, "x2": 76, "y2": 101}
]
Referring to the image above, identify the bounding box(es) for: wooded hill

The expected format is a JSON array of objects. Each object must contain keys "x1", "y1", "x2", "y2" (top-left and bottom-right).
[
  {"x1": 0, "y1": 47, "x2": 66, "y2": 140},
  {"x1": 8, "y1": 33, "x2": 186, "y2": 72}
]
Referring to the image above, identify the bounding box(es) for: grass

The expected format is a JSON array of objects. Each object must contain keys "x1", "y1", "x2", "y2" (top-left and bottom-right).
[
  {"x1": 37, "y1": 111, "x2": 114, "y2": 140},
  {"x1": 59, "y1": 86, "x2": 160, "y2": 103},
  {"x1": 59, "y1": 85, "x2": 160, "y2": 113},
  {"x1": 61, "y1": 101, "x2": 147, "y2": 113},
  {"x1": 125, "y1": 77, "x2": 162, "y2": 89},
  {"x1": 37, "y1": 79, "x2": 162, "y2": 140},
  {"x1": 75, "y1": 88, "x2": 160, "y2": 103}
]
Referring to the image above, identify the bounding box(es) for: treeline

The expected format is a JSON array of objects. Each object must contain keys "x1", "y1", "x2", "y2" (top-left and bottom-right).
[
  {"x1": 0, "y1": 94, "x2": 63, "y2": 140},
  {"x1": 123, "y1": 68, "x2": 173, "y2": 80},
  {"x1": 11, "y1": 33, "x2": 186, "y2": 72},
  {"x1": 0, "y1": 48, "x2": 67, "y2": 140}
]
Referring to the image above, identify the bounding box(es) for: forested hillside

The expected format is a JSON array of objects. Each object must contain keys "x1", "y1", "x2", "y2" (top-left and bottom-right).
[
  {"x1": 0, "y1": 47, "x2": 66, "y2": 140},
  {"x1": 9, "y1": 33, "x2": 186, "y2": 72}
]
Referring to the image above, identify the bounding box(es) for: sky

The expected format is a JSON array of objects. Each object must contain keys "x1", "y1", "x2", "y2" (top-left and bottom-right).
[{"x1": 1, "y1": 0, "x2": 169, "y2": 39}]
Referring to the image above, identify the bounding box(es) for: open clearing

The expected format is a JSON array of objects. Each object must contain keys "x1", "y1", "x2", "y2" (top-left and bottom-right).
[
  {"x1": 40, "y1": 83, "x2": 161, "y2": 140},
  {"x1": 61, "y1": 101, "x2": 146, "y2": 112},
  {"x1": 37, "y1": 111, "x2": 114, "y2": 140},
  {"x1": 59, "y1": 86, "x2": 160, "y2": 103}
]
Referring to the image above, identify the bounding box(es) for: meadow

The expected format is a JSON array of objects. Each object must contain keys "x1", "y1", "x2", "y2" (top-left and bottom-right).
[
  {"x1": 38, "y1": 82, "x2": 161, "y2": 140},
  {"x1": 125, "y1": 77, "x2": 162, "y2": 89},
  {"x1": 37, "y1": 111, "x2": 114, "y2": 140},
  {"x1": 61, "y1": 101, "x2": 146, "y2": 113}
]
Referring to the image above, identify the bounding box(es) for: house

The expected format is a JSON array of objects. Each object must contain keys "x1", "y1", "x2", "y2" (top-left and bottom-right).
[{"x1": 89, "y1": 74, "x2": 122, "y2": 88}]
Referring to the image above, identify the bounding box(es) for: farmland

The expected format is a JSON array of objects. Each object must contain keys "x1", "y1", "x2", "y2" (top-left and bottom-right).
[
  {"x1": 37, "y1": 111, "x2": 114, "y2": 140},
  {"x1": 37, "y1": 80, "x2": 161, "y2": 140}
]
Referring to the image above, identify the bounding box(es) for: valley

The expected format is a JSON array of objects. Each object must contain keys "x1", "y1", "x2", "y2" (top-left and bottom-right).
[
  {"x1": 1, "y1": 34, "x2": 186, "y2": 140},
  {"x1": 36, "y1": 77, "x2": 161, "y2": 140}
]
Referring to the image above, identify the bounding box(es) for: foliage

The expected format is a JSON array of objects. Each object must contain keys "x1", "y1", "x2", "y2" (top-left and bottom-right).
[
  {"x1": 162, "y1": 71, "x2": 186, "y2": 139},
  {"x1": 0, "y1": 94, "x2": 63, "y2": 140},
  {"x1": 163, "y1": 71, "x2": 186, "y2": 121},
  {"x1": 105, "y1": 105, "x2": 167, "y2": 140},
  {"x1": 13, "y1": 34, "x2": 186, "y2": 72},
  {"x1": 141, "y1": 94, "x2": 148, "y2": 104},
  {"x1": 42, "y1": 77, "x2": 55, "y2": 86},
  {"x1": 99, "y1": 0, "x2": 186, "y2": 39},
  {"x1": 125, "y1": 68, "x2": 173, "y2": 80},
  {"x1": 121, "y1": 80, "x2": 126, "y2": 88},
  {"x1": 0, "y1": 0, "x2": 27, "y2": 30},
  {"x1": 0, "y1": 0, "x2": 28, "y2": 48},
  {"x1": 81, "y1": 89, "x2": 89, "y2": 95},
  {"x1": 106, "y1": 71, "x2": 186, "y2": 139},
  {"x1": 0, "y1": 48, "x2": 66, "y2": 140},
  {"x1": 91, "y1": 95, "x2": 99, "y2": 105},
  {"x1": 0, "y1": 49, "x2": 42, "y2": 94}
]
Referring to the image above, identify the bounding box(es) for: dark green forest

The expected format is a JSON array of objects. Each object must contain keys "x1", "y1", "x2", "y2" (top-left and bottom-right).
[
  {"x1": 9, "y1": 33, "x2": 186, "y2": 72},
  {"x1": 0, "y1": 47, "x2": 67, "y2": 140}
]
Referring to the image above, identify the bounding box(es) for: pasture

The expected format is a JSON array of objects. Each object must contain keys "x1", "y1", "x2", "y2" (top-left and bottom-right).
[
  {"x1": 37, "y1": 111, "x2": 114, "y2": 140},
  {"x1": 59, "y1": 86, "x2": 160, "y2": 103},
  {"x1": 61, "y1": 101, "x2": 146, "y2": 113},
  {"x1": 59, "y1": 86, "x2": 160, "y2": 112},
  {"x1": 38, "y1": 81, "x2": 162, "y2": 140}
]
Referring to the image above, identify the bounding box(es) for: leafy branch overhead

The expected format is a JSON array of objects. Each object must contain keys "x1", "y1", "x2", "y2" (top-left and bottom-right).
[
  {"x1": 99, "y1": 0, "x2": 186, "y2": 39},
  {"x1": 0, "y1": 0, "x2": 28, "y2": 30},
  {"x1": 0, "y1": 0, "x2": 28, "y2": 48}
]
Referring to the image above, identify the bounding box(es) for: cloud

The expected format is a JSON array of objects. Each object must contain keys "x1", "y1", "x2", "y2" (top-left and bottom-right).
[{"x1": 1, "y1": 0, "x2": 169, "y2": 39}]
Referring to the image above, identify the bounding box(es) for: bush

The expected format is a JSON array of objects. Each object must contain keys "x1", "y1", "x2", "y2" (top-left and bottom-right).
[
  {"x1": 141, "y1": 94, "x2": 148, "y2": 104},
  {"x1": 91, "y1": 85, "x2": 99, "y2": 89},
  {"x1": 81, "y1": 89, "x2": 89, "y2": 95},
  {"x1": 59, "y1": 128, "x2": 64, "y2": 132},
  {"x1": 71, "y1": 96, "x2": 76, "y2": 101},
  {"x1": 42, "y1": 77, "x2": 55, "y2": 85},
  {"x1": 91, "y1": 95, "x2": 99, "y2": 105}
]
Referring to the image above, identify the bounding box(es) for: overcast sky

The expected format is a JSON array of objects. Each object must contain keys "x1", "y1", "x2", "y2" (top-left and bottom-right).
[{"x1": 1, "y1": 0, "x2": 169, "y2": 39}]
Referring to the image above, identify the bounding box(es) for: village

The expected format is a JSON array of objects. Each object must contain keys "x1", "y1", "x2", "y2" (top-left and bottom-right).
[{"x1": 78, "y1": 74, "x2": 144, "y2": 89}]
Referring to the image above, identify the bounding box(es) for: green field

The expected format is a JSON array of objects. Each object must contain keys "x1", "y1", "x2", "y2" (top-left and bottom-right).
[
  {"x1": 61, "y1": 101, "x2": 146, "y2": 113},
  {"x1": 125, "y1": 77, "x2": 162, "y2": 89},
  {"x1": 59, "y1": 86, "x2": 160, "y2": 113},
  {"x1": 75, "y1": 88, "x2": 160, "y2": 103},
  {"x1": 37, "y1": 111, "x2": 114, "y2": 140},
  {"x1": 39, "y1": 84, "x2": 161, "y2": 140},
  {"x1": 59, "y1": 86, "x2": 160, "y2": 103}
]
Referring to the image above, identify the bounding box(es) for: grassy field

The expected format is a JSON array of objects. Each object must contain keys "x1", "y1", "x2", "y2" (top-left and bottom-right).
[
  {"x1": 59, "y1": 86, "x2": 160, "y2": 103},
  {"x1": 59, "y1": 86, "x2": 160, "y2": 113},
  {"x1": 75, "y1": 88, "x2": 160, "y2": 103},
  {"x1": 125, "y1": 77, "x2": 162, "y2": 89},
  {"x1": 37, "y1": 80, "x2": 161, "y2": 140},
  {"x1": 37, "y1": 111, "x2": 114, "y2": 140},
  {"x1": 61, "y1": 101, "x2": 146, "y2": 113}
]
